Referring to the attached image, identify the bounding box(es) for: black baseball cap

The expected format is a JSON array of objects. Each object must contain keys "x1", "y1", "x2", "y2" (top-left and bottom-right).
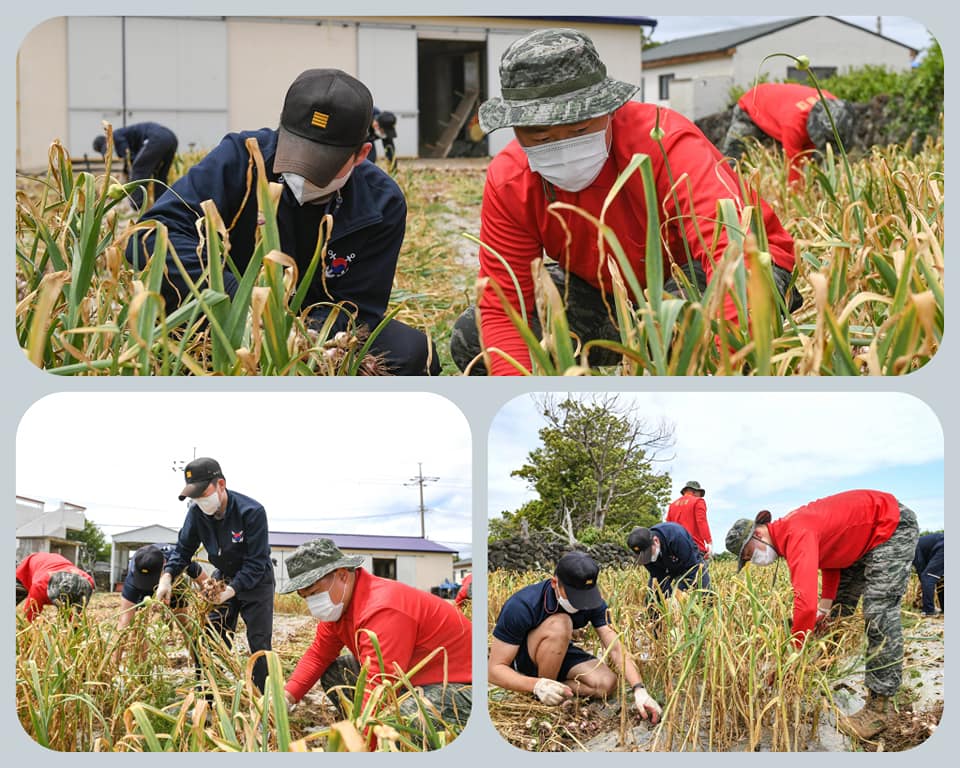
[
  {"x1": 555, "y1": 551, "x2": 603, "y2": 611},
  {"x1": 274, "y1": 69, "x2": 373, "y2": 187},
  {"x1": 627, "y1": 527, "x2": 657, "y2": 565},
  {"x1": 178, "y1": 457, "x2": 224, "y2": 500},
  {"x1": 131, "y1": 545, "x2": 165, "y2": 592}
]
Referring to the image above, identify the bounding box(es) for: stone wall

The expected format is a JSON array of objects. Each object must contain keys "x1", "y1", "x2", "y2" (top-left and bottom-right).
[
  {"x1": 695, "y1": 95, "x2": 923, "y2": 155},
  {"x1": 488, "y1": 532, "x2": 635, "y2": 572}
]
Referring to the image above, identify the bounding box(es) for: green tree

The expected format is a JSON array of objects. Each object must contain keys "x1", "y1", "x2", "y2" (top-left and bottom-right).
[
  {"x1": 502, "y1": 394, "x2": 674, "y2": 544},
  {"x1": 67, "y1": 519, "x2": 110, "y2": 569}
]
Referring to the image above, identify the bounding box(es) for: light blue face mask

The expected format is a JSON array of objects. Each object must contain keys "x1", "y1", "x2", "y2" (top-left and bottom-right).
[{"x1": 521, "y1": 121, "x2": 611, "y2": 192}]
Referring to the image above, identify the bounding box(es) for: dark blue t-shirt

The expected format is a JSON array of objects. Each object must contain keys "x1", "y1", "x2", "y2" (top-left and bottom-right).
[
  {"x1": 492, "y1": 578, "x2": 608, "y2": 646},
  {"x1": 121, "y1": 544, "x2": 201, "y2": 604}
]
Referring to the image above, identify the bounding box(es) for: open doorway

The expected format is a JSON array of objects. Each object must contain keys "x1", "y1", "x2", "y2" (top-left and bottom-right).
[
  {"x1": 417, "y1": 39, "x2": 488, "y2": 158},
  {"x1": 372, "y1": 557, "x2": 397, "y2": 580}
]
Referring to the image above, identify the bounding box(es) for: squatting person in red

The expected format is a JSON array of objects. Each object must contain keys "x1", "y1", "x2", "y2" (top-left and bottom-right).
[
  {"x1": 725, "y1": 489, "x2": 919, "y2": 741},
  {"x1": 449, "y1": 27, "x2": 800, "y2": 376},
  {"x1": 720, "y1": 83, "x2": 855, "y2": 184},
  {"x1": 666, "y1": 480, "x2": 713, "y2": 558},
  {"x1": 16, "y1": 552, "x2": 95, "y2": 622},
  {"x1": 280, "y1": 538, "x2": 472, "y2": 741}
]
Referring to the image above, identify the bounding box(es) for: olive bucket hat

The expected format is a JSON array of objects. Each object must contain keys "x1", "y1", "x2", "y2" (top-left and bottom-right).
[
  {"x1": 478, "y1": 28, "x2": 639, "y2": 133},
  {"x1": 279, "y1": 538, "x2": 364, "y2": 594},
  {"x1": 725, "y1": 510, "x2": 773, "y2": 571},
  {"x1": 681, "y1": 481, "x2": 706, "y2": 497}
]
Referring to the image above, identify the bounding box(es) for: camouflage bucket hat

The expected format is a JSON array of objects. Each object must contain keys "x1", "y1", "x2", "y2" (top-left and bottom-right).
[
  {"x1": 725, "y1": 510, "x2": 773, "y2": 572},
  {"x1": 478, "y1": 28, "x2": 639, "y2": 133},
  {"x1": 681, "y1": 480, "x2": 706, "y2": 497},
  {"x1": 806, "y1": 98, "x2": 854, "y2": 151},
  {"x1": 279, "y1": 538, "x2": 363, "y2": 594},
  {"x1": 47, "y1": 570, "x2": 93, "y2": 606}
]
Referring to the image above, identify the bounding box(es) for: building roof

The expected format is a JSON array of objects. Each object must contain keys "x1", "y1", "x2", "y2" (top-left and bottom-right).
[
  {"x1": 643, "y1": 16, "x2": 917, "y2": 64},
  {"x1": 111, "y1": 524, "x2": 180, "y2": 544},
  {"x1": 270, "y1": 531, "x2": 457, "y2": 554},
  {"x1": 509, "y1": 16, "x2": 657, "y2": 29}
]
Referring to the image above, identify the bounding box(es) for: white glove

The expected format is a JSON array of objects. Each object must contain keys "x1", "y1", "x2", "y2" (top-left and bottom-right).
[
  {"x1": 284, "y1": 691, "x2": 297, "y2": 713},
  {"x1": 633, "y1": 686, "x2": 662, "y2": 723},
  {"x1": 156, "y1": 574, "x2": 173, "y2": 605},
  {"x1": 533, "y1": 677, "x2": 569, "y2": 705},
  {"x1": 213, "y1": 586, "x2": 236, "y2": 605},
  {"x1": 704, "y1": 543, "x2": 712, "y2": 559}
]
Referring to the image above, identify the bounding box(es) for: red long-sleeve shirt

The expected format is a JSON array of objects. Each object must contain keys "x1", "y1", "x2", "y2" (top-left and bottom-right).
[
  {"x1": 767, "y1": 490, "x2": 900, "y2": 644},
  {"x1": 666, "y1": 494, "x2": 712, "y2": 553},
  {"x1": 15, "y1": 552, "x2": 95, "y2": 622},
  {"x1": 737, "y1": 83, "x2": 838, "y2": 184},
  {"x1": 284, "y1": 568, "x2": 472, "y2": 703},
  {"x1": 476, "y1": 100, "x2": 796, "y2": 375},
  {"x1": 455, "y1": 573, "x2": 472, "y2": 607}
]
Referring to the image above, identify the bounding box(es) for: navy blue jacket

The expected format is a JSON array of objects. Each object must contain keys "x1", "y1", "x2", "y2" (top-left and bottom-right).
[
  {"x1": 493, "y1": 578, "x2": 608, "y2": 646},
  {"x1": 164, "y1": 490, "x2": 273, "y2": 593},
  {"x1": 112, "y1": 122, "x2": 177, "y2": 161},
  {"x1": 122, "y1": 543, "x2": 202, "y2": 604},
  {"x1": 127, "y1": 128, "x2": 406, "y2": 330},
  {"x1": 912, "y1": 533, "x2": 944, "y2": 613},
  {"x1": 643, "y1": 522, "x2": 710, "y2": 596}
]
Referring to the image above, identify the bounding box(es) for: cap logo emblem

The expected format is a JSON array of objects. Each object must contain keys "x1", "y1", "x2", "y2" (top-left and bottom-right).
[
  {"x1": 186, "y1": 470, "x2": 192, "y2": 478},
  {"x1": 311, "y1": 111, "x2": 330, "y2": 128},
  {"x1": 585, "y1": 579, "x2": 594, "y2": 585},
  {"x1": 141, "y1": 568, "x2": 150, "y2": 573}
]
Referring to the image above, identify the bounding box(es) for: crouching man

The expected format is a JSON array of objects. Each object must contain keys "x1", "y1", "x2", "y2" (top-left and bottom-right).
[
  {"x1": 280, "y1": 538, "x2": 472, "y2": 738},
  {"x1": 488, "y1": 551, "x2": 661, "y2": 721}
]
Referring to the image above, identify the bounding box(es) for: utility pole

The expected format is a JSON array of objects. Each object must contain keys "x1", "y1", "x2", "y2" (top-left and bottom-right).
[{"x1": 405, "y1": 463, "x2": 439, "y2": 538}]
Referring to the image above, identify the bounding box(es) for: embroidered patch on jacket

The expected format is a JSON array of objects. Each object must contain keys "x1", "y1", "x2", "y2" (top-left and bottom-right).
[
  {"x1": 231, "y1": 530, "x2": 244, "y2": 543},
  {"x1": 325, "y1": 250, "x2": 357, "y2": 278}
]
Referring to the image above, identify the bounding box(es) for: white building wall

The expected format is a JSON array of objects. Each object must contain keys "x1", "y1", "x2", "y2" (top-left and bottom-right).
[
  {"x1": 644, "y1": 56, "x2": 733, "y2": 112},
  {"x1": 226, "y1": 18, "x2": 357, "y2": 137},
  {"x1": 17, "y1": 17, "x2": 69, "y2": 170},
  {"x1": 732, "y1": 18, "x2": 915, "y2": 86}
]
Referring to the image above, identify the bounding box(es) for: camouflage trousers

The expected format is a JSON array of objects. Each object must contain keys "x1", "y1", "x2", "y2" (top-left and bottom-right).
[
  {"x1": 832, "y1": 502, "x2": 919, "y2": 697},
  {"x1": 321, "y1": 655, "x2": 472, "y2": 728},
  {"x1": 449, "y1": 260, "x2": 800, "y2": 374},
  {"x1": 719, "y1": 105, "x2": 772, "y2": 162}
]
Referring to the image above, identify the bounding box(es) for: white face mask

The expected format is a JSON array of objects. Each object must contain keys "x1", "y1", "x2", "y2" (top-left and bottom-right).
[
  {"x1": 648, "y1": 540, "x2": 661, "y2": 563},
  {"x1": 521, "y1": 123, "x2": 610, "y2": 192},
  {"x1": 556, "y1": 593, "x2": 578, "y2": 614},
  {"x1": 751, "y1": 542, "x2": 778, "y2": 566},
  {"x1": 305, "y1": 588, "x2": 344, "y2": 622},
  {"x1": 194, "y1": 490, "x2": 221, "y2": 517},
  {"x1": 284, "y1": 168, "x2": 353, "y2": 206}
]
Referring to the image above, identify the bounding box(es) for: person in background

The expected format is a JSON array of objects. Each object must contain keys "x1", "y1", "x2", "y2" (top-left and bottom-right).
[
  {"x1": 92, "y1": 121, "x2": 178, "y2": 209},
  {"x1": 455, "y1": 572, "x2": 473, "y2": 612},
  {"x1": 158, "y1": 457, "x2": 274, "y2": 693},
  {"x1": 449, "y1": 28, "x2": 799, "y2": 375},
  {"x1": 912, "y1": 532, "x2": 944, "y2": 617},
  {"x1": 665, "y1": 481, "x2": 713, "y2": 559},
  {"x1": 280, "y1": 538, "x2": 472, "y2": 739},
  {"x1": 627, "y1": 523, "x2": 711, "y2": 598},
  {"x1": 489, "y1": 550, "x2": 661, "y2": 721},
  {"x1": 719, "y1": 83, "x2": 855, "y2": 184},
  {"x1": 113, "y1": 543, "x2": 210, "y2": 664},
  {"x1": 16, "y1": 552, "x2": 94, "y2": 622},
  {"x1": 725, "y1": 489, "x2": 919, "y2": 741}
]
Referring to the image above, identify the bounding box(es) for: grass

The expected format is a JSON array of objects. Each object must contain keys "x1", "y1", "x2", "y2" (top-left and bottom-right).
[
  {"x1": 15, "y1": 121, "x2": 941, "y2": 375},
  {"x1": 16, "y1": 589, "x2": 467, "y2": 752},
  {"x1": 487, "y1": 560, "x2": 940, "y2": 752}
]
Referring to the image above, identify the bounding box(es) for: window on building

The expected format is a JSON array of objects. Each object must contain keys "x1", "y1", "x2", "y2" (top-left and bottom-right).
[
  {"x1": 658, "y1": 74, "x2": 675, "y2": 100},
  {"x1": 373, "y1": 558, "x2": 397, "y2": 580},
  {"x1": 786, "y1": 65, "x2": 837, "y2": 81}
]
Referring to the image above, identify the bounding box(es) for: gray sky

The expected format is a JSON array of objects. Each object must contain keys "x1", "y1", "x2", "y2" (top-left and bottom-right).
[
  {"x1": 489, "y1": 393, "x2": 944, "y2": 544},
  {"x1": 16, "y1": 392, "x2": 472, "y2": 559},
  {"x1": 649, "y1": 16, "x2": 936, "y2": 52}
]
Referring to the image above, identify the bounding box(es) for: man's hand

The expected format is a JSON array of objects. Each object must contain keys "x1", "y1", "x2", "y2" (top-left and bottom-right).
[
  {"x1": 633, "y1": 686, "x2": 662, "y2": 723},
  {"x1": 533, "y1": 678, "x2": 571, "y2": 705},
  {"x1": 703, "y1": 543, "x2": 712, "y2": 559},
  {"x1": 156, "y1": 573, "x2": 173, "y2": 605},
  {"x1": 284, "y1": 690, "x2": 297, "y2": 714},
  {"x1": 212, "y1": 586, "x2": 236, "y2": 605}
]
